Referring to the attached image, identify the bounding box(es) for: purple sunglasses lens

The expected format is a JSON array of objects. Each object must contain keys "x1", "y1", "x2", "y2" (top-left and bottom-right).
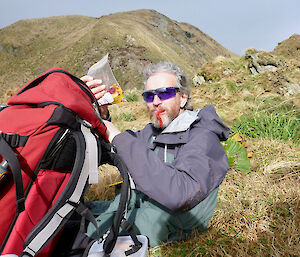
[
  {"x1": 142, "y1": 87, "x2": 178, "y2": 103},
  {"x1": 157, "y1": 87, "x2": 177, "y2": 100},
  {"x1": 142, "y1": 92, "x2": 155, "y2": 102}
]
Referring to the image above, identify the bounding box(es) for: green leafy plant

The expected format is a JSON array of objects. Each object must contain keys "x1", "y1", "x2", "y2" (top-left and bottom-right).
[
  {"x1": 223, "y1": 133, "x2": 252, "y2": 173},
  {"x1": 115, "y1": 112, "x2": 136, "y2": 122}
]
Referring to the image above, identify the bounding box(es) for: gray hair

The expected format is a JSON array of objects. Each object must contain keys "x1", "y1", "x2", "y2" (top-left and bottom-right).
[{"x1": 143, "y1": 61, "x2": 193, "y2": 110}]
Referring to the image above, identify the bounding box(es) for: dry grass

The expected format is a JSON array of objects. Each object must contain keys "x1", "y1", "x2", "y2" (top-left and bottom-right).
[
  {"x1": 86, "y1": 164, "x2": 121, "y2": 201},
  {"x1": 84, "y1": 58, "x2": 300, "y2": 255},
  {"x1": 85, "y1": 42, "x2": 300, "y2": 256},
  {"x1": 150, "y1": 141, "x2": 300, "y2": 256},
  {"x1": 1, "y1": 29, "x2": 299, "y2": 255},
  {"x1": 89, "y1": 131, "x2": 299, "y2": 256}
]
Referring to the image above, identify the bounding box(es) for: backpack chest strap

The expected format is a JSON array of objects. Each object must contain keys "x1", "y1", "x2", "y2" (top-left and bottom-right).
[{"x1": 1, "y1": 132, "x2": 28, "y2": 148}]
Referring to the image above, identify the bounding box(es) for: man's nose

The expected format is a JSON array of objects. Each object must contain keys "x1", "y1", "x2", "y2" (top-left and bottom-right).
[{"x1": 152, "y1": 94, "x2": 162, "y2": 105}]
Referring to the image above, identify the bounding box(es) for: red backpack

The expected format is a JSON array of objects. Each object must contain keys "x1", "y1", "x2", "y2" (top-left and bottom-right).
[{"x1": 0, "y1": 68, "x2": 108, "y2": 256}]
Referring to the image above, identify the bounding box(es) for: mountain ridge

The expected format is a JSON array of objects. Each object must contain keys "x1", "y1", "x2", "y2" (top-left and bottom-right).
[{"x1": 0, "y1": 9, "x2": 237, "y2": 98}]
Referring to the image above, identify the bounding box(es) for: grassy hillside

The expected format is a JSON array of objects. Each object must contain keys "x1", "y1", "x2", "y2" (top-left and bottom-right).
[
  {"x1": 272, "y1": 34, "x2": 300, "y2": 62},
  {"x1": 87, "y1": 37, "x2": 299, "y2": 256},
  {"x1": 0, "y1": 9, "x2": 236, "y2": 102},
  {"x1": 0, "y1": 10, "x2": 299, "y2": 256}
]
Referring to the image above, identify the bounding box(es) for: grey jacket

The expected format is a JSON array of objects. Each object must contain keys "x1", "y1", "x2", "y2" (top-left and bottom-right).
[{"x1": 112, "y1": 105, "x2": 229, "y2": 212}]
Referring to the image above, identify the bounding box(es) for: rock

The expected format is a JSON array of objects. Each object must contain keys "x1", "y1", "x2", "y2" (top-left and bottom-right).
[
  {"x1": 193, "y1": 75, "x2": 206, "y2": 86},
  {"x1": 125, "y1": 34, "x2": 136, "y2": 43},
  {"x1": 248, "y1": 53, "x2": 278, "y2": 74},
  {"x1": 223, "y1": 68, "x2": 232, "y2": 75},
  {"x1": 250, "y1": 67, "x2": 258, "y2": 75},
  {"x1": 283, "y1": 82, "x2": 300, "y2": 96}
]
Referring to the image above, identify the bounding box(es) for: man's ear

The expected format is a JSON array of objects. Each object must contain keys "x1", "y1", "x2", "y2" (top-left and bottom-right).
[{"x1": 180, "y1": 93, "x2": 188, "y2": 109}]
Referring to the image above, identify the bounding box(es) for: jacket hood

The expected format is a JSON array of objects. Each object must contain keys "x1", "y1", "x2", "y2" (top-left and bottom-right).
[{"x1": 162, "y1": 105, "x2": 229, "y2": 141}]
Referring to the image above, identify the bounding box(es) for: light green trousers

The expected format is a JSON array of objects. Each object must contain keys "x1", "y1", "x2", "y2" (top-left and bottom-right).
[{"x1": 86, "y1": 187, "x2": 219, "y2": 248}]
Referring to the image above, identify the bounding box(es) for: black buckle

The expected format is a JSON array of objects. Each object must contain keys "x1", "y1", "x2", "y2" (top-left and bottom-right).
[
  {"x1": 125, "y1": 242, "x2": 143, "y2": 256},
  {"x1": 2, "y1": 133, "x2": 20, "y2": 148}
]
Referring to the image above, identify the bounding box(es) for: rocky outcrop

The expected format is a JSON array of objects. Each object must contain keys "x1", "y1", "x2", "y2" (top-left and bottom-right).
[
  {"x1": 245, "y1": 49, "x2": 300, "y2": 96},
  {"x1": 246, "y1": 50, "x2": 286, "y2": 75}
]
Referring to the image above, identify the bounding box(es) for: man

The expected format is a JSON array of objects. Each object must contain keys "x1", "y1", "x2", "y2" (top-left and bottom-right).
[{"x1": 85, "y1": 61, "x2": 229, "y2": 247}]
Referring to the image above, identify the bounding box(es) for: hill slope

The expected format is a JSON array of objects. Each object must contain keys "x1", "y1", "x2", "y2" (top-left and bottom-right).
[
  {"x1": 0, "y1": 9, "x2": 236, "y2": 99},
  {"x1": 272, "y1": 34, "x2": 300, "y2": 62},
  {"x1": 0, "y1": 9, "x2": 299, "y2": 256},
  {"x1": 87, "y1": 35, "x2": 299, "y2": 257}
]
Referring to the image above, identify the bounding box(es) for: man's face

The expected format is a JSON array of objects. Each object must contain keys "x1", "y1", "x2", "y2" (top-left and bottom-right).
[{"x1": 145, "y1": 72, "x2": 188, "y2": 129}]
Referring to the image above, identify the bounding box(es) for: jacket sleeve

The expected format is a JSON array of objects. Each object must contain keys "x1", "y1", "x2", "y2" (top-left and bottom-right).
[{"x1": 112, "y1": 128, "x2": 228, "y2": 212}]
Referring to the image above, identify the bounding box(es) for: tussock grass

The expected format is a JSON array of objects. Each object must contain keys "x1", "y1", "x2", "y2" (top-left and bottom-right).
[
  {"x1": 149, "y1": 139, "x2": 299, "y2": 256},
  {"x1": 85, "y1": 51, "x2": 300, "y2": 255},
  {"x1": 88, "y1": 138, "x2": 300, "y2": 256},
  {"x1": 1, "y1": 26, "x2": 299, "y2": 255},
  {"x1": 124, "y1": 90, "x2": 140, "y2": 102},
  {"x1": 231, "y1": 111, "x2": 299, "y2": 144},
  {"x1": 85, "y1": 164, "x2": 121, "y2": 202}
]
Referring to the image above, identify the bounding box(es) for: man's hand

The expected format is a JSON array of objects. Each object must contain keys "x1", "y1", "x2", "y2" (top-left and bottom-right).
[
  {"x1": 103, "y1": 120, "x2": 121, "y2": 143},
  {"x1": 81, "y1": 75, "x2": 109, "y2": 119},
  {"x1": 81, "y1": 75, "x2": 106, "y2": 100}
]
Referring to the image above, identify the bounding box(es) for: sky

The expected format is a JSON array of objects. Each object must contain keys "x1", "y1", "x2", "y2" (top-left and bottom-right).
[{"x1": 0, "y1": 0, "x2": 299, "y2": 55}]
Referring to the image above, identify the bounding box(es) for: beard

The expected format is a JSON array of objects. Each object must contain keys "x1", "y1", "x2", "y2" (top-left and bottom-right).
[
  {"x1": 151, "y1": 113, "x2": 172, "y2": 129},
  {"x1": 149, "y1": 107, "x2": 180, "y2": 129}
]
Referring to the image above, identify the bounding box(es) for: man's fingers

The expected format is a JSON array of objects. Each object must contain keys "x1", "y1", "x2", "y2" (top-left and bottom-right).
[
  {"x1": 80, "y1": 75, "x2": 103, "y2": 89},
  {"x1": 80, "y1": 75, "x2": 93, "y2": 83},
  {"x1": 94, "y1": 90, "x2": 106, "y2": 100},
  {"x1": 90, "y1": 84, "x2": 106, "y2": 100},
  {"x1": 91, "y1": 84, "x2": 106, "y2": 93},
  {"x1": 80, "y1": 76, "x2": 107, "y2": 101},
  {"x1": 86, "y1": 79, "x2": 103, "y2": 89}
]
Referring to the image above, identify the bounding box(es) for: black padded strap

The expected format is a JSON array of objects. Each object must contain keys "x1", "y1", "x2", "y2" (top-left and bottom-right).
[
  {"x1": 120, "y1": 219, "x2": 143, "y2": 256},
  {"x1": 0, "y1": 136, "x2": 25, "y2": 213},
  {"x1": 102, "y1": 147, "x2": 134, "y2": 254},
  {"x1": 75, "y1": 202, "x2": 99, "y2": 236}
]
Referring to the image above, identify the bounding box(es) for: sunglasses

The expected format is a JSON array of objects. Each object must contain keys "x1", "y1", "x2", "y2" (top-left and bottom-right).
[{"x1": 142, "y1": 87, "x2": 180, "y2": 103}]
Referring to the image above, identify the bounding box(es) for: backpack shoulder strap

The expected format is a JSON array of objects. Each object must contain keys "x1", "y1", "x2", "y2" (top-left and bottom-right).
[
  {"x1": 0, "y1": 135, "x2": 25, "y2": 213},
  {"x1": 99, "y1": 141, "x2": 142, "y2": 255},
  {"x1": 21, "y1": 125, "x2": 98, "y2": 257},
  {"x1": 0, "y1": 135, "x2": 26, "y2": 253}
]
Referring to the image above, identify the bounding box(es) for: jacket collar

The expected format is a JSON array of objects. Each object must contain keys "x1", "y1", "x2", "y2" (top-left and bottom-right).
[
  {"x1": 148, "y1": 110, "x2": 199, "y2": 147},
  {"x1": 162, "y1": 110, "x2": 199, "y2": 134}
]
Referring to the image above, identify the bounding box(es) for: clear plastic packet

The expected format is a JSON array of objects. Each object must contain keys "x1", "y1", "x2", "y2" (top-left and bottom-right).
[{"x1": 87, "y1": 54, "x2": 123, "y2": 105}]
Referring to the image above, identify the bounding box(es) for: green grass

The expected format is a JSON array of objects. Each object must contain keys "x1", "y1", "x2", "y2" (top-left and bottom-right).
[
  {"x1": 225, "y1": 80, "x2": 239, "y2": 93},
  {"x1": 1, "y1": 18, "x2": 299, "y2": 256},
  {"x1": 231, "y1": 111, "x2": 299, "y2": 144},
  {"x1": 114, "y1": 112, "x2": 137, "y2": 122},
  {"x1": 124, "y1": 91, "x2": 140, "y2": 102}
]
